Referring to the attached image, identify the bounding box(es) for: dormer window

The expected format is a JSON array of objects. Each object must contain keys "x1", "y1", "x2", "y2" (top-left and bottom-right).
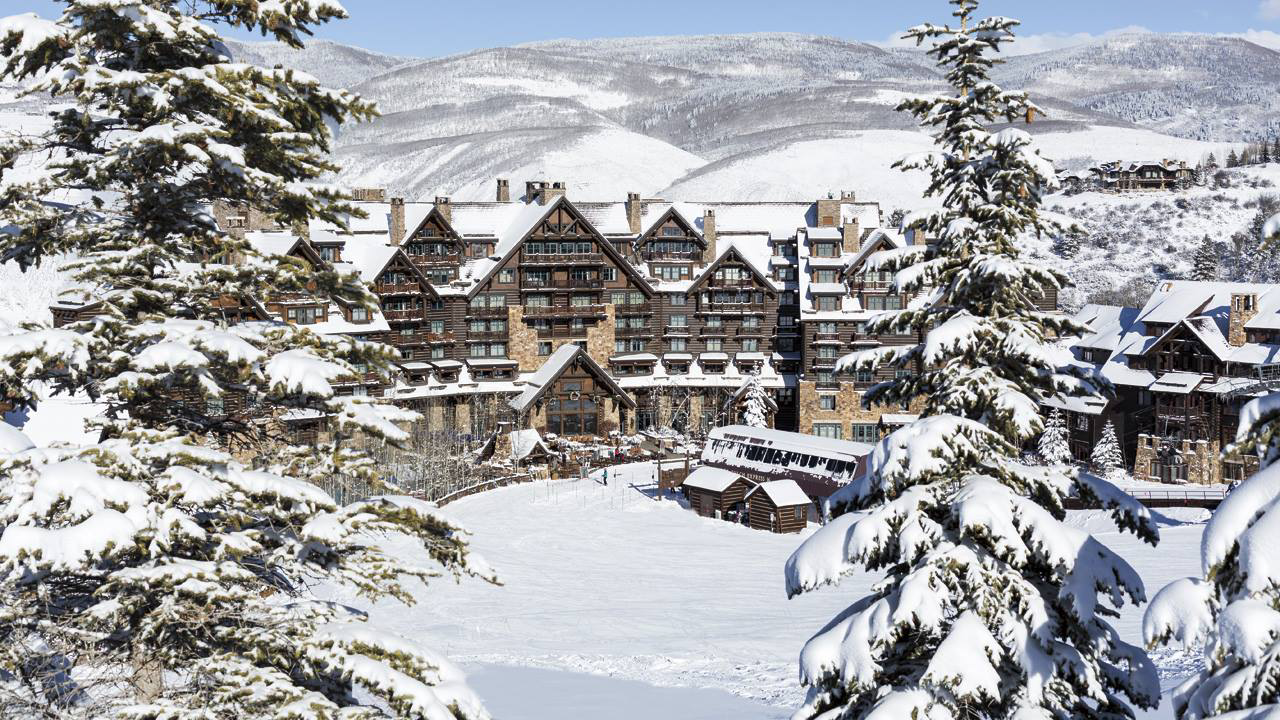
[
  {"x1": 661, "y1": 226, "x2": 683, "y2": 237},
  {"x1": 351, "y1": 307, "x2": 369, "y2": 323}
]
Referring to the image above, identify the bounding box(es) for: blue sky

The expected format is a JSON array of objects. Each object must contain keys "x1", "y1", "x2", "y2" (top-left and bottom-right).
[{"x1": 18, "y1": 1, "x2": 1280, "y2": 56}]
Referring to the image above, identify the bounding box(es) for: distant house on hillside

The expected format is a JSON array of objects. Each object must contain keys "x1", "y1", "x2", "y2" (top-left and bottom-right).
[{"x1": 1090, "y1": 159, "x2": 1193, "y2": 192}]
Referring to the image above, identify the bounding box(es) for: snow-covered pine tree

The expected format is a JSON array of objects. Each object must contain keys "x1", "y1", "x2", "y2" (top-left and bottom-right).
[
  {"x1": 1145, "y1": 211, "x2": 1280, "y2": 719},
  {"x1": 0, "y1": 3, "x2": 493, "y2": 718},
  {"x1": 739, "y1": 371, "x2": 770, "y2": 428},
  {"x1": 1091, "y1": 420, "x2": 1128, "y2": 484},
  {"x1": 1228, "y1": 149, "x2": 1240, "y2": 168},
  {"x1": 1205, "y1": 152, "x2": 1218, "y2": 169},
  {"x1": 1039, "y1": 407, "x2": 1073, "y2": 465},
  {"x1": 785, "y1": 2, "x2": 1159, "y2": 718},
  {"x1": 1190, "y1": 235, "x2": 1220, "y2": 281}
]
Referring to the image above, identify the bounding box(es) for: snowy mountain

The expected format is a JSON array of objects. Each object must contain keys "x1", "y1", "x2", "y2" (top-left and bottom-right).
[
  {"x1": 993, "y1": 33, "x2": 1280, "y2": 144},
  {"x1": 222, "y1": 38, "x2": 413, "y2": 90}
]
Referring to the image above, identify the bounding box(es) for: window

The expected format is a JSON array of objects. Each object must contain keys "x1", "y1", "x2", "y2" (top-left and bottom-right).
[
  {"x1": 430, "y1": 319, "x2": 445, "y2": 334},
  {"x1": 851, "y1": 423, "x2": 877, "y2": 443},
  {"x1": 668, "y1": 294, "x2": 687, "y2": 306},
  {"x1": 706, "y1": 338, "x2": 723, "y2": 352},
  {"x1": 815, "y1": 296, "x2": 838, "y2": 312},
  {"x1": 225, "y1": 215, "x2": 247, "y2": 229},
  {"x1": 778, "y1": 315, "x2": 796, "y2": 328},
  {"x1": 669, "y1": 337, "x2": 687, "y2": 351},
  {"x1": 499, "y1": 268, "x2": 515, "y2": 283},
  {"x1": 743, "y1": 316, "x2": 760, "y2": 328},
  {"x1": 662, "y1": 225, "x2": 683, "y2": 237},
  {"x1": 430, "y1": 346, "x2": 445, "y2": 359},
  {"x1": 794, "y1": 507, "x2": 805, "y2": 521},
  {"x1": 286, "y1": 306, "x2": 322, "y2": 325},
  {"x1": 656, "y1": 265, "x2": 690, "y2": 281},
  {"x1": 815, "y1": 269, "x2": 838, "y2": 283},
  {"x1": 866, "y1": 295, "x2": 903, "y2": 311},
  {"x1": 775, "y1": 267, "x2": 796, "y2": 281},
  {"x1": 813, "y1": 423, "x2": 842, "y2": 439},
  {"x1": 856, "y1": 369, "x2": 874, "y2": 384},
  {"x1": 206, "y1": 396, "x2": 225, "y2": 416},
  {"x1": 669, "y1": 314, "x2": 687, "y2": 328},
  {"x1": 819, "y1": 395, "x2": 836, "y2": 410},
  {"x1": 427, "y1": 269, "x2": 452, "y2": 285},
  {"x1": 615, "y1": 339, "x2": 647, "y2": 353},
  {"x1": 706, "y1": 315, "x2": 722, "y2": 328},
  {"x1": 399, "y1": 347, "x2": 414, "y2": 360},
  {"x1": 813, "y1": 242, "x2": 839, "y2": 258},
  {"x1": 571, "y1": 294, "x2": 593, "y2": 307},
  {"x1": 602, "y1": 267, "x2": 617, "y2": 282},
  {"x1": 781, "y1": 291, "x2": 798, "y2": 306},
  {"x1": 469, "y1": 293, "x2": 505, "y2": 309},
  {"x1": 526, "y1": 294, "x2": 551, "y2": 307},
  {"x1": 777, "y1": 337, "x2": 797, "y2": 352},
  {"x1": 1075, "y1": 414, "x2": 1088, "y2": 431},
  {"x1": 351, "y1": 307, "x2": 369, "y2": 323},
  {"x1": 818, "y1": 322, "x2": 837, "y2": 335},
  {"x1": 742, "y1": 338, "x2": 759, "y2": 352}
]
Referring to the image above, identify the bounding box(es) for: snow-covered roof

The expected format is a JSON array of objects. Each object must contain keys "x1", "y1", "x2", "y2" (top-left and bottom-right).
[
  {"x1": 509, "y1": 428, "x2": 548, "y2": 461},
  {"x1": 1043, "y1": 394, "x2": 1109, "y2": 416},
  {"x1": 745, "y1": 479, "x2": 811, "y2": 507},
  {"x1": 507, "y1": 343, "x2": 633, "y2": 414},
  {"x1": 1151, "y1": 371, "x2": 1204, "y2": 394},
  {"x1": 682, "y1": 466, "x2": 751, "y2": 494}
]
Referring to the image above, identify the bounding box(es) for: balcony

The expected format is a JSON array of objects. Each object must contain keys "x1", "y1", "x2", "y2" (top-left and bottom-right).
[
  {"x1": 467, "y1": 330, "x2": 509, "y2": 341},
  {"x1": 644, "y1": 250, "x2": 700, "y2": 261},
  {"x1": 698, "y1": 303, "x2": 766, "y2": 315},
  {"x1": 814, "y1": 332, "x2": 841, "y2": 342},
  {"x1": 383, "y1": 308, "x2": 423, "y2": 321},
  {"x1": 664, "y1": 324, "x2": 691, "y2": 335},
  {"x1": 374, "y1": 281, "x2": 421, "y2": 295},
  {"x1": 736, "y1": 326, "x2": 765, "y2": 336},
  {"x1": 615, "y1": 325, "x2": 652, "y2": 338},
  {"x1": 467, "y1": 305, "x2": 508, "y2": 318},
  {"x1": 391, "y1": 331, "x2": 453, "y2": 345},
  {"x1": 708, "y1": 278, "x2": 756, "y2": 289},
  {"x1": 522, "y1": 252, "x2": 604, "y2": 266},
  {"x1": 615, "y1": 304, "x2": 653, "y2": 315},
  {"x1": 522, "y1": 304, "x2": 607, "y2": 319},
  {"x1": 522, "y1": 277, "x2": 603, "y2": 290}
]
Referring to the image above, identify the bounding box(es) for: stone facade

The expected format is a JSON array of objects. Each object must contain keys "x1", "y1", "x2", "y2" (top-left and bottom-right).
[
  {"x1": 1228, "y1": 293, "x2": 1258, "y2": 347},
  {"x1": 1133, "y1": 434, "x2": 1221, "y2": 485}
]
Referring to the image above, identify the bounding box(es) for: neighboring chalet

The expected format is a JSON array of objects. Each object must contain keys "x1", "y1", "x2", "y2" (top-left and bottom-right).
[
  {"x1": 1090, "y1": 160, "x2": 1194, "y2": 192},
  {"x1": 683, "y1": 466, "x2": 756, "y2": 521},
  {"x1": 700, "y1": 425, "x2": 872, "y2": 502},
  {"x1": 745, "y1": 480, "x2": 811, "y2": 533},
  {"x1": 1065, "y1": 281, "x2": 1280, "y2": 484}
]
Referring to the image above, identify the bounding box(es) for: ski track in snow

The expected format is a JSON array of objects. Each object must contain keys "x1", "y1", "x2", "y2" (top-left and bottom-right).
[{"x1": 319, "y1": 462, "x2": 1210, "y2": 715}]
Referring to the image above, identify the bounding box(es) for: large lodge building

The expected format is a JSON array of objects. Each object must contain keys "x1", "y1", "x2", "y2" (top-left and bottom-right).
[{"x1": 59, "y1": 179, "x2": 1008, "y2": 443}]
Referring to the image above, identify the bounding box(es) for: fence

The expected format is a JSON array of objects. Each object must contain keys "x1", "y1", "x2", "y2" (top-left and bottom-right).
[{"x1": 1064, "y1": 487, "x2": 1226, "y2": 510}]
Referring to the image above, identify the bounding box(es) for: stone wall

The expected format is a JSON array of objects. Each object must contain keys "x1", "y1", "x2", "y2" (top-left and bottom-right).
[
  {"x1": 796, "y1": 381, "x2": 924, "y2": 437},
  {"x1": 586, "y1": 304, "x2": 616, "y2": 369},
  {"x1": 1134, "y1": 434, "x2": 1222, "y2": 485}
]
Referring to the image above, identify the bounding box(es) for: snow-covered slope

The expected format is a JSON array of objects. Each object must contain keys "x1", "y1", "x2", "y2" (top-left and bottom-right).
[
  {"x1": 993, "y1": 33, "x2": 1280, "y2": 143},
  {"x1": 223, "y1": 38, "x2": 412, "y2": 89},
  {"x1": 341, "y1": 465, "x2": 1207, "y2": 716}
]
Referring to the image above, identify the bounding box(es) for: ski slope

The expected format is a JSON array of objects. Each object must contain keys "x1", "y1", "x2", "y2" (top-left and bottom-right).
[{"x1": 333, "y1": 462, "x2": 1208, "y2": 719}]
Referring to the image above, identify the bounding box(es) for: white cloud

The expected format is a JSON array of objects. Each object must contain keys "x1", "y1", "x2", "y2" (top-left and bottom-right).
[
  {"x1": 877, "y1": 25, "x2": 1152, "y2": 56},
  {"x1": 1260, "y1": 0, "x2": 1280, "y2": 21},
  {"x1": 1232, "y1": 29, "x2": 1280, "y2": 50}
]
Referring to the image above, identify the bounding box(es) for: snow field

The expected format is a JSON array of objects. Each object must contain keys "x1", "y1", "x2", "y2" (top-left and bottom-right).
[{"x1": 329, "y1": 462, "x2": 1209, "y2": 717}]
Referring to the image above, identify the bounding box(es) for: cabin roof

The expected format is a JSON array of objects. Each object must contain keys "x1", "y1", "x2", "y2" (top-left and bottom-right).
[{"x1": 745, "y1": 479, "x2": 810, "y2": 507}]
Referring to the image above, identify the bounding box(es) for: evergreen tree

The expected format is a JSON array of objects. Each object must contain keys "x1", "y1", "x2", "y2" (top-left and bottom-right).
[
  {"x1": 739, "y1": 371, "x2": 770, "y2": 428},
  {"x1": 1228, "y1": 148, "x2": 1240, "y2": 168},
  {"x1": 1261, "y1": 137, "x2": 1273, "y2": 165},
  {"x1": 1205, "y1": 152, "x2": 1218, "y2": 169},
  {"x1": 1190, "y1": 235, "x2": 1220, "y2": 281},
  {"x1": 1272, "y1": 136, "x2": 1280, "y2": 164},
  {"x1": 785, "y1": 3, "x2": 1158, "y2": 720},
  {"x1": 1145, "y1": 211, "x2": 1280, "y2": 718},
  {"x1": 0, "y1": 3, "x2": 493, "y2": 717},
  {"x1": 1039, "y1": 407, "x2": 1073, "y2": 465},
  {"x1": 1091, "y1": 420, "x2": 1127, "y2": 484}
]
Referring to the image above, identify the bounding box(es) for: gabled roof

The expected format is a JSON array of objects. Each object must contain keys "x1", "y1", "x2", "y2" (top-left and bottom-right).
[
  {"x1": 683, "y1": 466, "x2": 752, "y2": 494},
  {"x1": 245, "y1": 231, "x2": 322, "y2": 267},
  {"x1": 507, "y1": 343, "x2": 635, "y2": 414},
  {"x1": 469, "y1": 197, "x2": 656, "y2": 299},
  {"x1": 745, "y1": 479, "x2": 811, "y2": 507},
  {"x1": 842, "y1": 228, "x2": 905, "y2": 278},
  {"x1": 687, "y1": 244, "x2": 778, "y2": 295},
  {"x1": 638, "y1": 205, "x2": 706, "y2": 247},
  {"x1": 400, "y1": 205, "x2": 462, "y2": 246}
]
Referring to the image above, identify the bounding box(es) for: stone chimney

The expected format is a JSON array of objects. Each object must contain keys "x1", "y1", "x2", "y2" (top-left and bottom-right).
[
  {"x1": 389, "y1": 197, "x2": 405, "y2": 246},
  {"x1": 703, "y1": 209, "x2": 717, "y2": 262},
  {"x1": 626, "y1": 192, "x2": 643, "y2": 234},
  {"x1": 496, "y1": 178, "x2": 510, "y2": 203},
  {"x1": 816, "y1": 193, "x2": 840, "y2": 228},
  {"x1": 842, "y1": 216, "x2": 861, "y2": 254},
  {"x1": 434, "y1": 195, "x2": 452, "y2": 225},
  {"x1": 524, "y1": 180, "x2": 542, "y2": 204},
  {"x1": 1229, "y1": 293, "x2": 1259, "y2": 347},
  {"x1": 351, "y1": 187, "x2": 386, "y2": 202},
  {"x1": 542, "y1": 181, "x2": 567, "y2": 206},
  {"x1": 495, "y1": 421, "x2": 514, "y2": 463}
]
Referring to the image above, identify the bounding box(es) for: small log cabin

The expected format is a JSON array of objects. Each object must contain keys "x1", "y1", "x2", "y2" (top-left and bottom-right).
[
  {"x1": 745, "y1": 480, "x2": 810, "y2": 533},
  {"x1": 682, "y1": 466, "x2": 755, "y2": 520}
]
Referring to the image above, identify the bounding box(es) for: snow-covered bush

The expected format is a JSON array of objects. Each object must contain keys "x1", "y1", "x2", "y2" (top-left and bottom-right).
[
  {"x1": 739, "y1": 371, "x2": 770, "y2": 428},
  {"x1": 1038, "y1": 407, "x2": 1072, "y2": 465},
  {"x1": 0, "y1": 2, "x2": 494, "y2": 717},
  {"x1": 1092, "y1": 419, "x2": 1129, "y2": 484},
  {"x1": 785, "y1": 2, "x2": 1158, "y2": 718}
]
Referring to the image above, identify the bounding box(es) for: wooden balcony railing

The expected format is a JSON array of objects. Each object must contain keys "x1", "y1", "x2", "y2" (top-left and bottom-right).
[
  {"x1": 383, "y1": 308, "x2": 423, "y2": 321},
  {"x1": 466, "y1": 305, "x2": 508, "y2": 318},
  {"x1": 374, "y1": 282, "x2": 420, "y2": 295},
  {"x1": 522, "y1": 304, "x2": 607, "y2": 318},
  {"x1": 522, "y1": 253, "x2": 604, "y2": 265}
]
